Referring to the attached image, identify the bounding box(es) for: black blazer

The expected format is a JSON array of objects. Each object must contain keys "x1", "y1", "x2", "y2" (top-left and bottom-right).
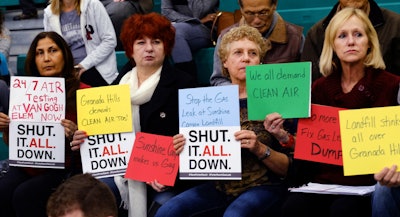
[{"x1": 138, "y1": 60, "x2": 197, "y2": 136}]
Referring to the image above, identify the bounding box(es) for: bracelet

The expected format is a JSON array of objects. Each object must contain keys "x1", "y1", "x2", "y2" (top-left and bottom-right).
[
  {"x1": 280, "y1": 134, "x2": 295, "y2": 149},
  {"x1": 258, "y1": 146, "x2": 271, "y2": 161}
]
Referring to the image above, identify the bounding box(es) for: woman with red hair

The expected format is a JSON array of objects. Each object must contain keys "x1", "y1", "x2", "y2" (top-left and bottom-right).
[{"x1": 71, "y1": 12, "x2": 199, "y2": 217}]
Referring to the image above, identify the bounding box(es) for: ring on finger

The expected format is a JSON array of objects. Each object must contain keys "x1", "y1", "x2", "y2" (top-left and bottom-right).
[
  {"x1": 70, "y1": 142, "x2": 73, "y2": 147},
  {"x1": 271, "y1": 125, "x2": 275, "y2": 129}
]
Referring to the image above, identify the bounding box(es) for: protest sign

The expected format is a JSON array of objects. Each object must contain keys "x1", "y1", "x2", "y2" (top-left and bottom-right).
[
  {"x1": 77, "y1": 85, "x2": 132, "y2": 135},
  {"x1": 339, "y1": 106, "x2": 400, "y2": 176},
  {"x1": 80, "y1": 132, "x2": 135, "y2": 178},
  {"x1": 125, "y1": 132, "x2": 178, "y2": 186},
  {"x1": 246, "y1": 62, "x2": 311, "y2": 120},
  {"x1": 295, "y1": 104, "x2": 345, "y2": 166},
  {"x1": 8, "y1": 76, "x2": 65, "y2": 168},
  {"x1": 9, "y1": 76, "x2": 65, "y2": 122},
  {"x1": 178, "y1": 85, "x2": 241, "y2": 180}
]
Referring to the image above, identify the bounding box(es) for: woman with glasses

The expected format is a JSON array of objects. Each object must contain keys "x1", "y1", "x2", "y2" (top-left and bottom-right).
[{"x1": 210, "y1": 0, "x2": 304, "y2": 87}]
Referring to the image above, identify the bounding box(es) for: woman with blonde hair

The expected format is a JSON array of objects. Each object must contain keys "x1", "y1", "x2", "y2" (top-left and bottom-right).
[
  {"x1": 319, "y1": 6, "x2": 385, "y2": 77},
  {"x1": 43, "y1": 0, "x2": 118, "y2": 87},
  {"x1": 282, "y1": 7, "x2": 400, "y2": 217},
  {"x1": 156, "y1": 25, "x2": 293, "y2": 217}
]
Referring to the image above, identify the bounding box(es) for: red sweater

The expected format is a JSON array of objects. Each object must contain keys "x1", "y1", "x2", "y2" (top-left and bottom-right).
[{"x1": 309, "y1": 67, "x2": 400, "y2": 185}]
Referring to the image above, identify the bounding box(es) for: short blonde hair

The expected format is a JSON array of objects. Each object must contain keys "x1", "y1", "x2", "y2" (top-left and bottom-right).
[
  {"x1": 319, "y1": 7, "x2": 385, "y2": 77},
  {"x1": 218, "y1": 25, "x2": 270, "y2": 78}
]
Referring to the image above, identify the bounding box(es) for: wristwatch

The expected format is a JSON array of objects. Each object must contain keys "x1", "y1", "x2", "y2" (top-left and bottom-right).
[{"x1": 258, "y1": 146, "x2": 271, "y2": 161}]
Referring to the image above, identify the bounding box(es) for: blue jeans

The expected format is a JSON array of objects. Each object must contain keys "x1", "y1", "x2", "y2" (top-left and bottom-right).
[
  {"x1": 155, "y1": 182, "x2": 286, "y2": 217},
  {"x1": 100, "y1": 177, "x2": 178, "y2": 210},
  {"x1": 372, "y1": 183, "x2": 400, "y2": 217},
  {"x1": 171, "y1": 22, "x2": 212, "y2": 63}
]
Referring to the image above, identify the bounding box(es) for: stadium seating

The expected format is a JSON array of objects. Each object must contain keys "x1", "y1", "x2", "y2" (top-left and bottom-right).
[
  {"x1": 0, "y1": 0, "x2": 46, "y2": 7},
  {"x1": 16, "y1": 51, "x2": 129, "y2": 76}
]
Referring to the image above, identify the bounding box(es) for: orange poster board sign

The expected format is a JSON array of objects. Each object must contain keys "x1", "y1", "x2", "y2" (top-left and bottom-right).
[
  {"x1": 125, "y1": 132, "x2": 178, "y2": 186},
  {"x1": 294, "y1": 104, "x2": 345, "y2": 165}
]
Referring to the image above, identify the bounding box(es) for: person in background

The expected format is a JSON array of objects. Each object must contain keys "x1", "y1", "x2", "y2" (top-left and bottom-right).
[
  {"x1": 70, "y1": 13, "x2": 199, "y2": 217},
  {"x1": 47, "y1": 173, "x2": 118, "y2": 217},
  {"x1": 162, "y1": 0, "x2": 219, "y2": 78},
  {"x1": 0, "y1": 31, "x2": 88, "y2": 217},
  {"x1": 13, "y1": 0, "x2": 38, "y2": 20},
  {"x1": 301, "y1": 0, "x2": 400, "y2": 82},
  {"x1": 155, "y1": 25, "x2": 293, "y2": 217},
  {"x1": 209, "y1": 0, "x2": 304, "y2": 86},
  {"x1": 282, "y1": 8, "x2": 400, "y2": 217},
  {"x1": 100, "y1": 0, "x2": 153, "y2": 51},
  {"x1": 0, "y1": 10, "x2": 11, "y2": 80},
  {"x1": 43, "y1": 0, "x2": 118, "y2": 87},
  {"x1": 0, "y1": 79, "x2": 9, "y2": 117}
]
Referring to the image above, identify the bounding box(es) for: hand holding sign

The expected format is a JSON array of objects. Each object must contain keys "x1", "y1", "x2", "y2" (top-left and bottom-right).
[
  {"x1": 8, "y1": 76, "x2": 66, "y2": 168},
  {"x1": 77, "y1": 85, "x2": 132, "y2": 136},
  {"x1": 295, "y1": 104, "x2": 345, "y2": 166},
  {"x1": 246, "y1": 62, "x2": 311, "y2": 120},
  {"x1": 80, "y1": 132, "x2": 135, "y2": 178},
  {"x1": 178, "y1": 86, "x2": 241, "y2": 180},
  {"x1": 339, "y1": 106, "x2": 400, "y2": 176},
  {"x1": 125, "y1": 132, "x2": 178, "y2": 186}
]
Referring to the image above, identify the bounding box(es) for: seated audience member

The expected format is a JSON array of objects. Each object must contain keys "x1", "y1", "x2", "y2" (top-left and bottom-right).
[
  {"x1": 70, "y1": 13, "x2": 199, "y2": 217},
  {"x1": 209, "y1": 0, "x2": 303, "y2": 136},
  {"x1": 162, "y1": 0, "x2": 219, "y2": 77},
  {"x1": 100, "y1": 0, "x2": 153, "y2": 51},
  {"x1": 282, "y1": 8, "x2": 400, "y2": 217},
  {"x1": 155, "y1": 25, "x2": 293, "y2": 217},
  {"x1": 209, "y1": 0, "x2": 304, "y2": 86},
  {"x1": 0, "y1": 31, "x2": 88, "y2": 217},
  {"x1": 47, "y1": 173, "x2": 118, "y2": 217},
  {"x1": 301, "y1": 0, "x2": 400, "y2": 81},
  {"x1": 44, "y1": 0, "x2": 118, "y2": 87}
]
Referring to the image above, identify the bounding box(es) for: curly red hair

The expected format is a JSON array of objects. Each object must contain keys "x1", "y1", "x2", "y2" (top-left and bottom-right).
[{"x1": 120, "y1": 12, "x2": 175, "y2": 62}]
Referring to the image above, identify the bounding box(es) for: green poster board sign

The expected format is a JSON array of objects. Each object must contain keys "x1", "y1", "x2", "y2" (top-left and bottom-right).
[{"x1": 246, "y1": 62, "x2": 311, "y2": 120}]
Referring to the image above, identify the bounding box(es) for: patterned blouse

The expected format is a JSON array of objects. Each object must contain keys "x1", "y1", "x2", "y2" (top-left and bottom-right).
[{"x1": 215, "y1": 98, "x2": 290, "y2": 196}]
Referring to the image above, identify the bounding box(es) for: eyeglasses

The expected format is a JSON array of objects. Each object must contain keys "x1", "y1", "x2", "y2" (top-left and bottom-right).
[{"x1": 242, "y1": 10, "x2": 270, "y2": 19}]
